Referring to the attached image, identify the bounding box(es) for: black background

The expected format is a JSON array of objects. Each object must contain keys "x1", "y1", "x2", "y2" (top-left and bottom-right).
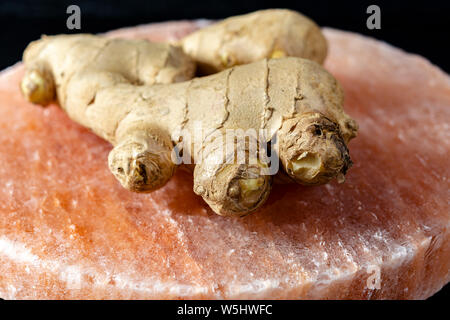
[
  {"x1": 0, "y1": 0, "x2": 449, "y2": 71},
  {"x1": 0, "y1": 0, "x2": 448, "y2": 301}
]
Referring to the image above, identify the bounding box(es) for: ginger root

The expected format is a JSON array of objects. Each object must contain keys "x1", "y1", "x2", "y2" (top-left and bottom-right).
[
  {"x1": 21, "y1": 34, "x2": 196, "y2": 106},
  {"x1": 181, "y1": 9, "x2": 328, "y2": 73},
  {"x1": 21, "y1": 32, "x2": 357, "y2": 216}
]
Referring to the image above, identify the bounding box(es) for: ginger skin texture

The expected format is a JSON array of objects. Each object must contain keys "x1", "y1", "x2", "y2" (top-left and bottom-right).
[
  {"x1": 181, "y1": 9, "x2": 328, "y2": 74},
  {"x1": 21, "y1": 33, "x2": 357, "y2": 216},
  {"x1": 21, "y1": 35, "x2": 196, "y2": 106}
]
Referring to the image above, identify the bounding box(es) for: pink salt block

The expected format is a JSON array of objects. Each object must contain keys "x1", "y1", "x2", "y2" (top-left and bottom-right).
[{"x1": 0, "y1": 21, "x2": 448, "y2": 299}]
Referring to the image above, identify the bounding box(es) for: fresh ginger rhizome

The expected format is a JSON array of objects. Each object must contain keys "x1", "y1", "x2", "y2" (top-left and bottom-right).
[{"x1": 20, "y1": 9, "x2": 358, "y2": 216}]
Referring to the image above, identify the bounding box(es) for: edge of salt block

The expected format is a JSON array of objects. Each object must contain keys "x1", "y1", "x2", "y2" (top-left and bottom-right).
[
  {"x1": 0, "y1": 62, "x2": 22, "y2": 78},
  {"x1": 323, "y1": 27, "x2": 450, "y2": 81}
]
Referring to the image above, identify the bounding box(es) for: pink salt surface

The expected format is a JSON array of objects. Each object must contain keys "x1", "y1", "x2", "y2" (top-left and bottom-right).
[{"x1": 0, "y1": 21, "x2": 448, "y2": 299}]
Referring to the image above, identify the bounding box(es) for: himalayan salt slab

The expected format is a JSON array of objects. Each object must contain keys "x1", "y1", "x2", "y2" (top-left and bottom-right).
[{"x1": 0, "y1": 21, "x2": 448, "y2": 300}]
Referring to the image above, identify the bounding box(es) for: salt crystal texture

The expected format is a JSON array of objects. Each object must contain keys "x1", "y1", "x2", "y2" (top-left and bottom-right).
[{"x1": 0, "y1": 22, "x2": 448, "y2": 299}]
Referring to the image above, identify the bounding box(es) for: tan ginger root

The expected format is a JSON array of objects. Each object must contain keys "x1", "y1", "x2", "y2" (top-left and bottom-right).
[
  {"x1": 21, "y1": 32, "x2": 357, "y2": 216},
  {"x1": 21, "y1": 34, "x2": 196, "y2": 106},
  {"x1": 181, "y1": 9, "x2": 328, "y2": 73}
]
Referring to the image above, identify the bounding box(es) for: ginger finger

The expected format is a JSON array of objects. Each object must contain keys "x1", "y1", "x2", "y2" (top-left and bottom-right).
[
  {"x1": 278, "y1": 113, "x2": 352, "y2": 185},
  {"x1": 21, "y1": 34, "x2": 195, "y2": 107},
  {"x1": 108, "y1": 128, "x2": 175, "y2": 192},
  {"x1": 80, "y1": 81, "x2": 179, "y2": 192},
  {"x1": 193, "y1": 133, "x2": 272, "y2": 216},
  {"x1": 181, "y1": 9, "x2": 327, "y2": 74},
  {"x1": 194, "y1": 161, "x2": 272, "y2": 217},
  {"x1": 20, "y1": 63, "x2": 55, "y2": 105}
]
